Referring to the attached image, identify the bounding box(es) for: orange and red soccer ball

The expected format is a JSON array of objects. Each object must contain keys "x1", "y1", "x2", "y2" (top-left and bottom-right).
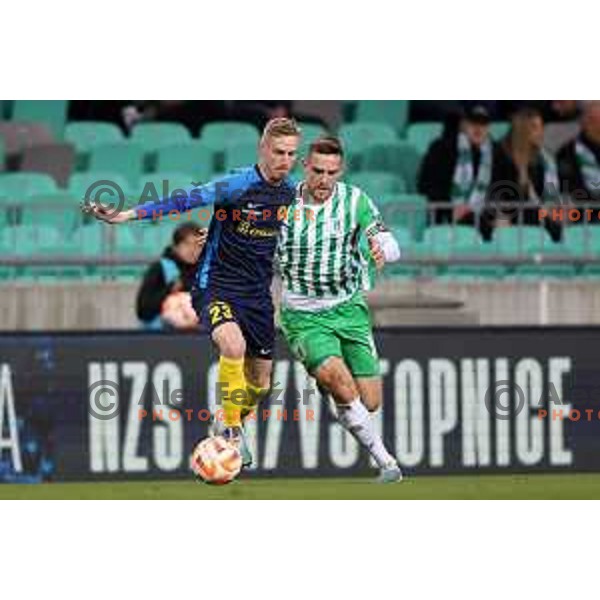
[{"x1": 190, "y1": 436, "x2": 242, "y2": 485}]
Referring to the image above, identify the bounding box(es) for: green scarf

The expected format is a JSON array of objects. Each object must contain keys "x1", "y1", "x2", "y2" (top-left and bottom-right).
[
  {"x1": 575, "y1": 139, "x2": 600, "y2": 199},
  {"x1": 451, "y1": 133, "x2": 493, "y2": 212},
  {"x1": 540, "y1": 149, "x2": 560, "y2": 201}
]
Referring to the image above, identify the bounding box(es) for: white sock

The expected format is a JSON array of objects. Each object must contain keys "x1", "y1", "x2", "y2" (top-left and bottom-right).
[
  {"x1": 326, "y1": 394, "x2": 339, "y2": 419},
  {"x1": 336, "y1": 397, "x2": 396, "y2": 468}
]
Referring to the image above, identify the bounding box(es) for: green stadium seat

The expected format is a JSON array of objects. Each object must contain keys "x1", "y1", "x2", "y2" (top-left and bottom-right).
[
  {"x1": 492, "y1": 226, "x2": 558, "y2": 256},
  {"x1": 67, "y1": 172, "x2": 131, "y2": 202},
  {"x1": 490, "y1": 122, "x2": 510, "y2": 140},
  {"x1": 156, "y1": 143, "x2": 214, "y2": 183},
  {"x1": 378, "y1": 194, "x2": 427, "y2": 240},
  {"x1": 64, "y1": 121, "x2": 125, "y2": 171},
  {"x1": 2, "y1": 224, "x2": 61, "y2": 255},
  {"x1": 137, "y1": 226, "x2": 167, "y2": 256},
  {"x1": 11, "y1": 101, "x2": 68, "y2": 137},
  {"x1": 201, "y1": 122, "x2": 260, "y2": 149},
  {"x1": 376, "y1": 192, "x2": 404, "y2": 206},
  {"x1": 0, "y1": 173, "x2": 58, "y2": 199},
  {"x1": 339, "y1": 123, "x2": 398, "y2": 172},
  {"x1": 340, "y1": 123, "x2": 397, "y2": 149},
  {"x1": 21, "y1": 193, "x2": 80, "y2": 230},
  {"x1": 88, "y1": 143, "x2": 146, "y2": 187},
  {"x1": 0, "y1": 266, "x2": 16, "y2": 281},
  {"x1": 131, "y1": 122, "x2": 192, "y2": 152},
  {"x1": 580, "y1": 265, "x2": 600, "y2": 278},
  {"x1": 223, "y1": 143, "x2": 260, "y2": 173},
  {"x1": 354, "y1": 101, "x2": 409, "y2": 135},
  {"x1": 389, "y1": 225, "x2": 414, "y2": 246},
  {"x1": 423, "y1": 225, "x2": 483, "y2": 255},
  {"x1": 360, "y1": 142, "x2": 422, "y2": 192},
  {"x1": 406, "y1": 123, "x2": 444, "y2": 155},
  {"x1": 563, "y1": 227, "x2": 600, "y2": 256},
  {"x1": 199, "y1": 122, "x2": 260, "y2": 173},
  {"x1": 512, "y1": 265, "x2": 577, "y2": 279},
  {"x1": 297, "y1": 122, "x2": 328, "y2": 157},
  {"x1": 350, "y1": 171, "x2": 405, "y2": 197},
  {"x1": 113, "y1": 227, "x2": 143, "y2": 254},
  {"x1": 67, "y1": 225, "x2": 106, "y2": 256},
  {"x1": 0, "y1": 227, "x2": 16, "y2": 251},
  {"x1": 64, "y1": 121, "x2": 125, "y2": 152}
]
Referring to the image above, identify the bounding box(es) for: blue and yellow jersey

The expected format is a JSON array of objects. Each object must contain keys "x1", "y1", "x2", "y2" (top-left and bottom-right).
[{"x1": 134, "y1": 165, "x2": 297, "y2": 298}]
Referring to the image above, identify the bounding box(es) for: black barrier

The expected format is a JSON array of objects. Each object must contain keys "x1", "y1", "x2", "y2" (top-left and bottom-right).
[{"x1": 1, "y1": 328, "x2": 600, "y2": 482}]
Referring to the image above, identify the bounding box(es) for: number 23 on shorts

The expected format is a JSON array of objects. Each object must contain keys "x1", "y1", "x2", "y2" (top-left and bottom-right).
[{"x1": 208, "y1": 301, "x2": 234, "y2": 326}]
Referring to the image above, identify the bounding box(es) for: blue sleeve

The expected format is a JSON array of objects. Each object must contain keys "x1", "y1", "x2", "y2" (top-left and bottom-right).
[{"x1": 133, "y1": 170, "x2": 254, "y2": 220}]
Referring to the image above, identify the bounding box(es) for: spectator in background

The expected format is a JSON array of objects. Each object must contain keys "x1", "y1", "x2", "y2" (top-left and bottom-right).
[
  {"x1": 487, "y1": 104, "x2": 562, "y2": 241},
  {"x1": 136, "y1": 223, "x2": 206, "y2": 330},
  {"x1": 418, "y1": 104, "x2": 494, "y2": 238},
  {"x1": 557, "y1": 101, "x2": 600, "y2": 222}
]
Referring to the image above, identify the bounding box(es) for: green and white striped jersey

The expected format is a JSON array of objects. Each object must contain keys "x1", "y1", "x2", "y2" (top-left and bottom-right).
[{"x1": 277, "y1": 181, "x2": 383, "y2": 311}]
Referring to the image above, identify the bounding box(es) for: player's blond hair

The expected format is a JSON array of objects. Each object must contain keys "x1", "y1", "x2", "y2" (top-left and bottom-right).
[{"x1": 261, "y1": 117, "x2": 301, "y2": 142}]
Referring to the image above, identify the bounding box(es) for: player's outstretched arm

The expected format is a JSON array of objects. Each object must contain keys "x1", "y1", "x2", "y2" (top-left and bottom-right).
[{"x1": 82, "y1": 202, "x2": 136, "y2": 224}]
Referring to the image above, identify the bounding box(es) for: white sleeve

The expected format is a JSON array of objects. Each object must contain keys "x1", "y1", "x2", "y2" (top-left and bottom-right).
[{"x1": 374, "y1": 231, "x2": 401, "y2": 263}]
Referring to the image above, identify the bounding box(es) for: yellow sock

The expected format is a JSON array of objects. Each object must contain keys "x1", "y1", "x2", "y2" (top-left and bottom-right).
[
  {"x1": 218, "y1": 356, "x2": 246, "y2": 428},
  {"x1": 242, "y1": 381, "x2": 270, "y2": 421}
]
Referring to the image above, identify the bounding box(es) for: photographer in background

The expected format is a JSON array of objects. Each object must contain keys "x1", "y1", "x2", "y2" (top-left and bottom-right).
[{"x1": 136, "y1": 223, "x2": 207, "y2": 330}]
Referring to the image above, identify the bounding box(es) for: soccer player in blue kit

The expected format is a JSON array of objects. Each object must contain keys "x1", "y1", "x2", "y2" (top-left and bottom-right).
[{"x1": 88, "y1": 118, "x2": 301, "y2": 464}]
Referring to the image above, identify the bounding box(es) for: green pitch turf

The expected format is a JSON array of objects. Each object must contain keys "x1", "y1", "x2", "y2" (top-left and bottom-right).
[{"x1": 1, "y1": 473, "x2": 600, "y2": 499}]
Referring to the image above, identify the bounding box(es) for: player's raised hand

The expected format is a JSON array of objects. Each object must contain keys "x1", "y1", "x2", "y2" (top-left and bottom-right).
[
  {"x1": 368, "y1": 237, "x2": 385, "y2": 269},
  {"x1": 81, "y1": 202, "x2": 135, "y2": 224}
]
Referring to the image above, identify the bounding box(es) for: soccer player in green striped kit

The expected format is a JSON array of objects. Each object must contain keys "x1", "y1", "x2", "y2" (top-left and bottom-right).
[{"x1": 277, "y1": 136, "x2": 403, "y2": 483}]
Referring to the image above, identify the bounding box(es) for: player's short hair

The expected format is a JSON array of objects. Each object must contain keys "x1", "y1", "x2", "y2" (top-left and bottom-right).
[
  {"x1": 262, "y1": 117, "x2": 301, "y2": 141},
  {"x1": 172, "y1": 222, "x2": 204, "y2": 245},
  {"x1": 308, "y1": 136, "x2": 344, "y2": 159}
]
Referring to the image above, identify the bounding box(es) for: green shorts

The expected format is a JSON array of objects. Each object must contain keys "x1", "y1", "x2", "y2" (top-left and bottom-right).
[{"x1": 280, "y1": 293, "x2": 380, "y2": 378}]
